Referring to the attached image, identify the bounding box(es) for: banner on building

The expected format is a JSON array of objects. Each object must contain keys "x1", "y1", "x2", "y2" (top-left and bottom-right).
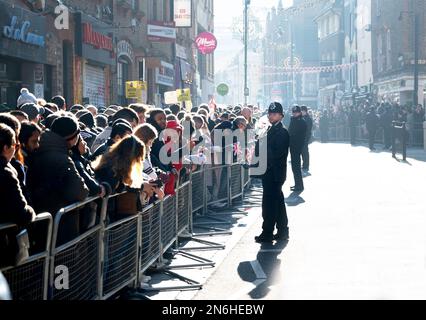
[{"x1": 174, "y1": 0, "x2": 192, "y2": 27}]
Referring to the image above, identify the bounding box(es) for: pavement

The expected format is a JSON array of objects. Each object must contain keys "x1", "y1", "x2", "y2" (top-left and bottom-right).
[{"x1": 142, "y1": 142, "x2": 426, "y2": 300}]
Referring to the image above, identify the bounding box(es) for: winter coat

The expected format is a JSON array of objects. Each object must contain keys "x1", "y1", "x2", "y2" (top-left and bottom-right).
[
  {"x1": 0, "y1": 156, "x2": 35, "y2": 267},
  {"x1": 289, "y1": 116, "x2": 308, "y2": 152},
  {"x1": 264, "y1": 122, "x2": 290, "y2": 184},
  {"x1": 27, "y1": 131, "x2": 89, "y2": 246}
]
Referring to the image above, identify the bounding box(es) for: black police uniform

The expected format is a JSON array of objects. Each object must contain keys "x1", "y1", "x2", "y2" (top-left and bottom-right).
[
  {"x1": 365, "y1": 109, "x2": 379, "y2": 150},
  {"x1": 256, "y1": 103, "x2": 290, "y2": 242},
  {"x1": 289, "y1": 110, "x2": 307, "y2": 191},
  {"x1": 301, "y1": 113, "x2": 313, "y2": 171}
]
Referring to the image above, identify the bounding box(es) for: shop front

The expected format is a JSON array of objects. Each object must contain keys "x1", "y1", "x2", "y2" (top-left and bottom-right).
[
  {"x1": 146, "y1": 58, "x2": 174, "y2": 107},
  {"x1": 376, "y1": 76, "x2": 426, "y2": 106},
  {"x1": 74, "y1": 12, "x2": 115, "y2": 107},
  {"x1": 0, "y1": 1, "x2": 49, "y2": 106},
  {"x1": 318, "y1": 85, "x2": 338, "y2": 108}
]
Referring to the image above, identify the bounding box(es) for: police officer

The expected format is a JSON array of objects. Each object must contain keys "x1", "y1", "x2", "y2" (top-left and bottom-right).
[
  {"x1": 301, "y1": 105, "x2": 313, "y2": 173},
  {"x1": 289, "y1": 105, "x2": 307, "y2": 192},
  {"x1": 365, "y1": 106, "x2": 379, "y2": 151},
  {"x1": 255, "y1": 102, "x2": 290, "y2": 243}
]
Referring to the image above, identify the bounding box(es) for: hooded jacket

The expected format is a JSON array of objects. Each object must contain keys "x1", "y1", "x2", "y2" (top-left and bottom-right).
[{"x1": 27, "y1": 130, "x2": 89, "y2": 217}]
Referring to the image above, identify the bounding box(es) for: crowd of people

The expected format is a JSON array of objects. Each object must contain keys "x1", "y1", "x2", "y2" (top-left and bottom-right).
[
  {"x1": 309, "y1": 101, "x2": 425, "y2": 150},
  {"x1": 0, "y1": 88, "x2": 263, "y2": 268}
]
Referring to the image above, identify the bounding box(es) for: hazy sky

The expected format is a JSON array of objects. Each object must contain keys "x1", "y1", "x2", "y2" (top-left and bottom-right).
[{"x1": 214, "y1": 0, "x2": 293, "y2": 72}]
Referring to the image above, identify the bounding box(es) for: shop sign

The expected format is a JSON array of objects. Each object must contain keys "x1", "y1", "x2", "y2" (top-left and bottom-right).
[
  {"x1": 217, "y1": 83, "x2": 229, "y2": 96},
  {"x1": 74, "y1": 12, "x2": 115, "y2": 66},
  {"x1": 174, "y1": 0, "x2": 192, "y2": 28},
  {"x1": 3, "y1": 16, "x2": 45, "y2": 47},
  {"x1": 176, "y1": 44, "x2": 187, "y2": 60},
  {"x1": 148, "y1": 21, "x2": 176, "y2": 42},
  {"x1": 195, "y1": 32, "x2": 217, "y2": 55},
  {"x1": 0, "y1": 2, "x2": 47, "y2": 63},
  {"x1": 155, "y1": 61, "x2": 175, "y2": 87},
  {"x1": 83, "y1": 23, "x2": 113, "y2": 51}
]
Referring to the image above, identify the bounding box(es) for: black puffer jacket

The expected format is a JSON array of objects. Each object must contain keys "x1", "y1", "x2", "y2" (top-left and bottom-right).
[
  {"x1": 27, "y1": 130, "x2": 89, "y2": 216},
  {"x1": 0, "y1": 156, "x2": 35, "y2": 267},
  {"x1": 0, "y1": 156, "x2": 35, "y2": 226}
]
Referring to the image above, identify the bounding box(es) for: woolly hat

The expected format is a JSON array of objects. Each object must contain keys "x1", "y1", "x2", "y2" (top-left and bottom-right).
[
  {"x1": 51, "y1": 116, "x2": 80, "y2": 140},
  {"x1": 19, "y1": 103, "x2": 45, "y2": 121},
  {"x1": 17, "y1": 88, "x2": 38, "y2": 108},
  {"x1": 76, "y1": 109, "x2": 95, "y2": 128}
]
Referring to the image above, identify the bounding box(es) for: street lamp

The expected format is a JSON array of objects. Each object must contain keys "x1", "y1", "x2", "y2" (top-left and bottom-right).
[
  {"x1": 244, "y1": 0, "x2": 250, "y2": 105},
  {"x1": 399, "y1": 10, "x2": 420, "y2": 107}
]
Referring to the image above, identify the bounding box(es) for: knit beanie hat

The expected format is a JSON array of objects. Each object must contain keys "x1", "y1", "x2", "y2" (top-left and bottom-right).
[
  {"x1": 51, "y1": 116, "x2": 80, "y2": 140},
  {"x1": 17, "y1": 88, "x2": 38, "y2": 108},
  {"x1": 19, "y1": 103, "x2": 45, "y2": 121},
  {"x1": 76, "y1": 109, "x2": 95, "y2": 128}
]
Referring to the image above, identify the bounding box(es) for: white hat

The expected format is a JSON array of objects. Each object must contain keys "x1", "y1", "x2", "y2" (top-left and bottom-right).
[{"x1": 17, "y1": 88, "x2": 38, "y2": 108}]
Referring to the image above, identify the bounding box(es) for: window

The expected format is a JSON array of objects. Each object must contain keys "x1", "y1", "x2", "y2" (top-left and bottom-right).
[
  {"x1": 335, "y1": 15, "x2": 340, "y2": 33},
  {"x1": 375, "y1": 0, "x2": 381, "y2": 17},
  {"x1": 117, "y1": 62, "x2": 123, "y2": 97},
  {"x1": 377, "y1": 34, "x2": 383, "y2": 72},
  {"x1": 386, "y1": 29, "x2": 392, "y2": 70},
  {"x1": 325, "y1": 17, "x2": 330, "y2": 36}
]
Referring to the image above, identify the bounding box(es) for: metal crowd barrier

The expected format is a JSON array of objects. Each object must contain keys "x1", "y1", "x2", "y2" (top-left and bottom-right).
[
  {"x1": 407, "y1": 123, "x2": 424, "y2": 147},
  {"x1": 191, "y1": 169, "x2": 205, "y2": 214},
  {"x1": 1, "y1": 163, "x2": 252, "y2": 300},
  {"x1": 161, "y1": 195, "x2": 177, "y2": 253},
  {"x1": 101, "y1": 192, "x2": 139, "y2": 300},
  {"x1": 0, "y1": 213, "x2": 52, "y2": 300},
  {"x1": 139, "y1": 201, "x2": 162, "y2": 275},
  {"x1": 49, "y1": 196, "x2": 106, "y2": 300},
  {"x1": 206, "y1": 164, "x2": 230, "y2": 208},
  {"x1": 230, "y1": 163, "x2": 243, "y2": 202}
]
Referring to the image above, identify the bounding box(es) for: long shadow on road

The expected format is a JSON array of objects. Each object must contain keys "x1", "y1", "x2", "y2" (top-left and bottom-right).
[{"x1": 237, "y1": 240, "x2": 288, "y2": 300}]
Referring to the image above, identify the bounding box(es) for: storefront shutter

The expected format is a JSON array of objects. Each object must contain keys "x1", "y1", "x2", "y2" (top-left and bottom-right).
[{"x1": 84, "y1": 64, "x2": 105, "y2": 107}]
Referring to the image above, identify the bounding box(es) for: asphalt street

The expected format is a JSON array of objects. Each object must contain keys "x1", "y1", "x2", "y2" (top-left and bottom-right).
[{"x1": 191, "y1": 142, "x2": 426, "y2": 300}]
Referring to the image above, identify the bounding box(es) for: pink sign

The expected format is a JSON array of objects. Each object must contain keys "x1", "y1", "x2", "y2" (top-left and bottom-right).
[{"x1": 195, "y1": 32, "x2": 217, "y2": 55}]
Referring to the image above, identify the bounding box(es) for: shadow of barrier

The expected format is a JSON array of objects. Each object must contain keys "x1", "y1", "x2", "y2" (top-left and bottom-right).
[{"x1": 0, "y1": 163, "x2": 251, "y2": 299}]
